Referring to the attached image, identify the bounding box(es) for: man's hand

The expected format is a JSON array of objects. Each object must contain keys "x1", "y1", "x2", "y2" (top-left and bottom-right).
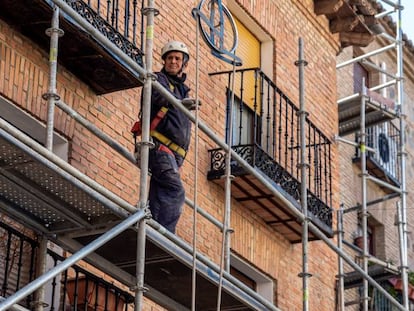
[{"x1": 182, "y1": 98, "x2": 201, "y2": 111}]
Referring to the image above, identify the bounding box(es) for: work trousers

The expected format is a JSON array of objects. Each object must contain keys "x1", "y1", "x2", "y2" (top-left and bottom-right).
[{"x1": 148, "y1": 147, "x2": 185, "y2": 233}]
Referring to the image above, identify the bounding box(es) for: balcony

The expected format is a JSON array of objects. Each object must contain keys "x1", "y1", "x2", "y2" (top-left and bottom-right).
[
  {"x1": 353, "y1": 121, "x2": 401, "y2": 192},
  {"x1": 0, "y1": 0, "x2": 144, "y2": 94},
  {"x1": 208, "y1": 68, "x2": 333, "y2": 243},
  {"x1": 0, "y1": 221, "x2": 135, "y2": 311},
  {"x1": 338, "y1": 89, "x2": 397, "y2": 136}
]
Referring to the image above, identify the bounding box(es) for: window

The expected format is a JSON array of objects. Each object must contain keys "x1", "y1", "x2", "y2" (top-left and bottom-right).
[
  {"x1": 226, "y1": 92, "x2": 257, "y2": 146},
  {"x1": 224, "y1": 3, "x2": 273, "y2": 147},
  {"x1": 230, "y1": 253, "x2": 275, "y2": 303},
  {"x1": 353, "y1": 61, "x2": 369, "y2": 93}
]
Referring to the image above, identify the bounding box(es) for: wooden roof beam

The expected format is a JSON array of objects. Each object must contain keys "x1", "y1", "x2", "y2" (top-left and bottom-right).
[
  {"x1": 340, "y1": 31, "x2": 375, "y2": 47},
  {"x1": 314, "y1": 0, "x2": 344, "y2": 15},
  {"x1": 330, "y1": 16, "x2": 360, "y2": 33}
]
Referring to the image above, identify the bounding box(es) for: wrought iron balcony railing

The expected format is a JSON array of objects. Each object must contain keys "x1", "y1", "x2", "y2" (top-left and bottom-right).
[
  {"x1": 208, "y1": 68, "x2": 333, "y2": 234},
  {"x1": 354, "y1": 121, "x2": 401, "y2": 187},
  {"x1": 64, "y1": 0, "x2": 144, "y2": 60},
  {"x1": 0, "y1": 221, "x2": 134, "y2": 310}
]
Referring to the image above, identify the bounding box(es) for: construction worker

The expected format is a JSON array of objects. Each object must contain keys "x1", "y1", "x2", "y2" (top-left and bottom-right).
[{"x1": 145, "y1": 40, "x2": 193, "y2": 233}]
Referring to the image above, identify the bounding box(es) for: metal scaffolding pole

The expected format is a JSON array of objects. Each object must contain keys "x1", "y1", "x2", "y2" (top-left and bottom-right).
[
  {"x1": 134, "y1": 0, "x2": 157, "y2": 310},
  {"x1": 44, "y1": 5, "x2": 62, "y2": 150},
  {"x1": 395, "y1": 0, "x2": 409, "y2": 308},
  {"x1": 34, "y1": 6, "x2": 63, "y2": 310},
  {"x1": 337, "y1": 206, "x2": 345, "y2": 311},
  {"x1": 360, "y1": 82, "x2": 370, "y2": 311},
  {"x1": 296, "y1": 37, "x2": 310, "y2": 311}
]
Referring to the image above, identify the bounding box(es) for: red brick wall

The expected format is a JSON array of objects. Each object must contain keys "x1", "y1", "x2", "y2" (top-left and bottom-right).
[{"x1": 0, "y1": 0, "x2": 342, "y2": 309}]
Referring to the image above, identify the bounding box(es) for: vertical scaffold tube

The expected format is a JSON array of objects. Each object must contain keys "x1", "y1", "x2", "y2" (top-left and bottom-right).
[
  {"x1": 36, "y1": 6, "x2": 63, "y2": 310},
  {"x1": 337, "y1": 206, "x2": 345, "y2": 311},
  {"x1": 396, "y1": 0, "x2": 409, "y2": 308},
  {"x1": 216, "y1": 40, "x2": 237, "y2": 311},
  {"x1": 44, "y1": 6, "x2": 62, "y2": 150},
  {"x1": 191, "y1": 11, "x2": 201, "y2": 311},
  {"x1": 296, "y1": 37, "x2": 310, "y2": 311},
  {"x1": 135, "y1": 0, "x2": 157, "y2": 310},
  {"x1": 360, "y1": 81, "x2": 369, "y2": 311}
]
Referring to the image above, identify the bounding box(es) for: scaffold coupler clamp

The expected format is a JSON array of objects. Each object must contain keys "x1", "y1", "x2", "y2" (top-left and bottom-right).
[
  {"x1": 141, "y1": 6, "x2": 160, "y2": 16},
  {"x1": 137, "y1": 201, "x2": 152, "y2": 220}
]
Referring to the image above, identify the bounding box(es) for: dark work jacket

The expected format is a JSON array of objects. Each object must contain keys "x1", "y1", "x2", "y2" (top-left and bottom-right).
[{"x1": 150, "y1": 69, "x2": 191, "y2": 155}]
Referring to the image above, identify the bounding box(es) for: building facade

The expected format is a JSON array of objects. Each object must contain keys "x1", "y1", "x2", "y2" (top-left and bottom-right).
[
  {"x1": 0, "y1": 0, "x2": 393, "y2": 310},
  {"x1": 336, "y1": 2, "x2": 414, "y2": 309}
]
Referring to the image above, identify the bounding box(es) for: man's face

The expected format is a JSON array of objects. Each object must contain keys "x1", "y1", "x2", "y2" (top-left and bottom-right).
[{"x1": 164, "y1": 51, "x2": 185, "y2": 76}]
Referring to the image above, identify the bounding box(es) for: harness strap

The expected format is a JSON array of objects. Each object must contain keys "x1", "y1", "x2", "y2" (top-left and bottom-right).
[
  {"x1": 150, "y1": 106, "x2": 168, "y2": 130},
  {"x1": 150, "y1": 130, "x2": 187, "y2": 158},
  {"x1": 132, "y1": 106, "x2": 186, "y2": 158},
  {"x1": 131, "y1": 106, "x2": 169, "y2": 137}
]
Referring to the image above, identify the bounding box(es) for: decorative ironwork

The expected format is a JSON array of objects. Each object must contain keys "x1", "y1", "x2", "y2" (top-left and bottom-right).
[
  {"x1": 192, "y1": 0, "x2": 242, "y2": 66},
  {"x1": 354, "y1": 121, "x2": 400, "y2": 185},
  {"x1": 208, "y1": 144, "x2": 333, "y2": 228},
  {"x1": 208, "y1": 67, "x2": 333, "y2": 230},
  {"x1": 64, "y1": 0, "x2": 143, "y2": 65},
  {"x1": 0, "y1": 221, "x2": 134, "y2": 310}
]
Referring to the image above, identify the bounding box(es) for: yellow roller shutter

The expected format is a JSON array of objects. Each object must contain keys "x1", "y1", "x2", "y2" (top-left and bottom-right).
[{"x1": 233, "y1": 17, "x2": 260, "y2": 112}]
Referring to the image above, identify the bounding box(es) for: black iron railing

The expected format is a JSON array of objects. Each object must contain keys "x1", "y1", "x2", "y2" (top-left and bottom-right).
[
  {"x1": 0, "y1": 221, "x2": 37, "y2": 307},
  {"x1": 0, "y1": 221, "x2": 134, "y2": 310},
  {"x1": 65, "y1": 0, "x2": 144, "y2": 63},
  {"x1": 209, "y1": 68, "x2": 333, "y2": 221}
]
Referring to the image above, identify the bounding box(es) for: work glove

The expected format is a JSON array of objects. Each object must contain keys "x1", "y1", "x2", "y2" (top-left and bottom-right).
[{"x1": 182, "y1": 98, "x2": 201, "y2": 111}]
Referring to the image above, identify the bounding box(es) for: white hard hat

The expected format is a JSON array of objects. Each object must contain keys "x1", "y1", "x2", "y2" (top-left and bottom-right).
[{"x1": 161, "y1": 41, "x2": 190, "y2": 61}]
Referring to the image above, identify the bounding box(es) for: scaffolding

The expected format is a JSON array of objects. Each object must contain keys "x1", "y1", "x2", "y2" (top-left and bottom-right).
[
  {"x1": 335, "y1": 0, "x2": 408, "y2": 310},
  {"x1": 0, "y1": 0, "x2": 410, "y2": 310}
]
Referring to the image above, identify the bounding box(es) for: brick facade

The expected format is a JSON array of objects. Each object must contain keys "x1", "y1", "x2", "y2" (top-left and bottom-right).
[
  {"x1": 337, "y1": 21, "x2": 414, "y2": 308},
  {"x1": 0, "y1": 0, "x2": 343, "y2": 309}
]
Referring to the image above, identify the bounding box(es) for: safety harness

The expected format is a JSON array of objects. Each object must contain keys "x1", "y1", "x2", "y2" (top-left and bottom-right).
[{"x1": 131, "y1": 107, "x2": 187, "y2": 158}]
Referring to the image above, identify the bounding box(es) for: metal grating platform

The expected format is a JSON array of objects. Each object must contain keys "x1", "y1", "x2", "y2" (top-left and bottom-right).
[{"x1": 0, "y1": 121, "x2": 278, "y2": 311}]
